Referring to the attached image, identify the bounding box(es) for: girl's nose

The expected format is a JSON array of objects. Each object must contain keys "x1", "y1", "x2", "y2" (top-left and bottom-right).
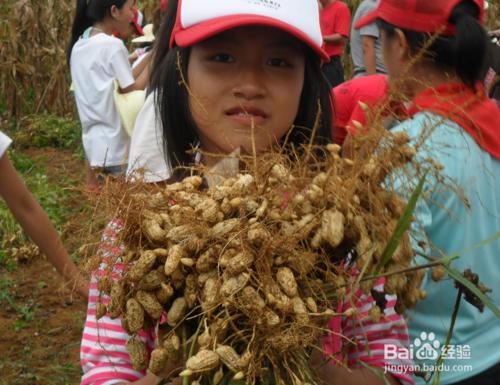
[{"x1": 232, "y1": 67, "x2": 267, "y2": 100}]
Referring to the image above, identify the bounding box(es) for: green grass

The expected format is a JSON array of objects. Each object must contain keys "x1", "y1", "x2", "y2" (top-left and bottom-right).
[
  {"x1": 3, "y1": 113, "x2": 84, "y2": 157},
  {"x1": 0, "y1": 345, "x2": 82, "y2": 385},
  {"x1": 0, "y1": 278, "x2": 15, "y2": 307}
]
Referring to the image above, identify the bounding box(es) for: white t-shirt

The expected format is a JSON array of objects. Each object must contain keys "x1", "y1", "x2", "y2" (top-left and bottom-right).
[
  {"x1": 70, "y1": 32, "x2": 135, "y2": 167},
  {"x1": 127, "y1": 92, "x2": 172, "y2": 182},
  {"x1": 0, "y1": 131, "x2": 12, "y2": 159}
]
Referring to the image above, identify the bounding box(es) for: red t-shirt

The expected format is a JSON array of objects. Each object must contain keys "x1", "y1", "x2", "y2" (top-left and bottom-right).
[
  {"x1": 160, "y1": 0, "x2": 169, "y2": 12},
  {"x1": 331, "y1": 75, "x2": 388, "y2": 145},
  {"x1": 320, "y1": 1, "x2": 351, "y2": 58}
]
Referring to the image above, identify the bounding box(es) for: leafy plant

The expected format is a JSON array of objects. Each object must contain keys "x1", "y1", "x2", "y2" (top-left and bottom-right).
[{"x1": 10, "y1": 113, "x2": 82, "y2": 151}]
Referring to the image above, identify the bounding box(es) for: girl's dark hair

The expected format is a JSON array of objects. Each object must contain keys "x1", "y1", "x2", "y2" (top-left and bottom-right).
[
  {"x1": 378, "y1": 0, "x2": 488, "y2": 89},
  {"x1": 149, "y1": 0, "x2": 333, "y2": 174},
  {"x1": 67, "y1": 0, "x2": 127, "y2": 64}
]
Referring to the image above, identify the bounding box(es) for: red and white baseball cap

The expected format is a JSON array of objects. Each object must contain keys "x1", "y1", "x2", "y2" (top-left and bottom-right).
[
  {"x1": 131, "y1": 8, "x2": 145, "y2": 36},
  {"x1": 355, "y1": 0, "x2": 485, "y2": 36},
  {"x1": 169, "y1": 0, "x2": 329, "y2": 61}
]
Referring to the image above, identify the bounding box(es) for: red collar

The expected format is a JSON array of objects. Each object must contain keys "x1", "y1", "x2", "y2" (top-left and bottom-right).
[{"x1": 408, "y1": 82, "x2": 500, "y2": 159}]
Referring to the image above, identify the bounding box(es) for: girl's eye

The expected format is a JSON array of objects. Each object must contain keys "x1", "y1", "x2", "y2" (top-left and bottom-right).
[
  {"x1": 212, "y1": 54, "x2": 235, "y2": 63},
  {"x1": 267, "y1": 58, "x2": 290, "y2": 68}
]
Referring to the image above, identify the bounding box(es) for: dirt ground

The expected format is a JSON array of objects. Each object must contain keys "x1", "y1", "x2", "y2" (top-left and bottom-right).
[
  {"x1": 0, "y1": 148, "x2": 91, "y2": 385},
  {"x1": 0, "y1": 259, "x2": 87, "y2": 385}
]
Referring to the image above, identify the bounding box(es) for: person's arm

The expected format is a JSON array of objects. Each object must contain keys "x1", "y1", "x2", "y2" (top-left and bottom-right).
[
  {"x1": 312, "y1": 352, "x2": 400, "y2": 385},
  {"x1": 323, "y1": 33, "x2": 348, "y2": 44},
  {"x1": 111, "y1": 46, "x2": 150, "y2": 94},
  {"x1": 362, "y1": 35, "x2": 377, "y2": 75},
  {"x1": 119, "y1": 54, "x2": 151, "y2": 93},
  {"x1": 0, "y1": 154, "x2": 88, "y2": 298},
  {"x1": 129, "y1": 51, "x2": 140, "y2": 64},
  {"x1": 131, "y1": 51, "x2": 152, "y2": 79}
]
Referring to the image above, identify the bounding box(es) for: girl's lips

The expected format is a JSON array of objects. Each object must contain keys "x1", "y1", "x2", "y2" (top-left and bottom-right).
[
  {"x1": 225, "y1": 106, "x2": 269, "y2": 126},
  {"x1": 226, "y1": 112, "x2": 267, "y2": 126}
]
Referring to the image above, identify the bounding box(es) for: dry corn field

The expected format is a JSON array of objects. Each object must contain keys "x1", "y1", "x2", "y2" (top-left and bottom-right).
[
  {"x1": 0, "y1": 0, "x2": 158, "y2": 119},
  {"x1": 0, "y1": 0, "x2": 498, "y2": 118},
  {"x1": 0, "y1": 1, "x2": 499, "y2": 385}
]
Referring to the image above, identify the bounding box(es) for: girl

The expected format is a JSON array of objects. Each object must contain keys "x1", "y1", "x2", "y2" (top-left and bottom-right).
[
  {"x1": 356, "y1": 0, "x2": 500, "y2": 383},
  {"x1": 126, "y1": 1, "x2": 172, "y2": 183},
  {"x1": 331, "y1": 74, "x2": 389, "y2": 145},
  {"x1": 67, "y1": 0, "x2": 151, "y2": 191},
  {"x1": 81, "y1": 1, "x2": 413, "y2": 384},
  {"x1": 0, "y1": 130, "x2": 88, "y2": 298}
]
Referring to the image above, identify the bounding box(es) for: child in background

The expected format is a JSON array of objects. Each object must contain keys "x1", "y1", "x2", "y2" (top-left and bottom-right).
[
  {"x1": 331, "y1": 74, "x2": 389, "y2": 145},
  {"x1": 318, "y1": 0, "x2": 351, "y2": 87},
  {"x1": 67, "y1": 0, "x2": 151, "y2": 192},
  {"x1": 0, "y1": 130, "x2": 88, "y2": 298},
  {"x1": 126, "y1": 0, "x2": 173, "y2": 183},
  {"x1": 81, "y1": 1, "x2": 413, "y2": 384},
  {"x1": 356, "y1": 0, "x2": 500, "y2": 383}
]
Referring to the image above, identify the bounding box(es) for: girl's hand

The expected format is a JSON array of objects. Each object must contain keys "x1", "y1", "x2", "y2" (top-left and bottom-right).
[
  {"x1": 310, "y1": 349, "x2": 400, "y2": 385},
  {"x1": 154, "y1": 325, "x2": 184, "y2": 380},
  {"x1": 129, "y1": 51, "x2": 139, "y2": 63},
  {"x1": 160, "y1": 378, "x2": 182, "y2": 385},
  {"x1": 75, "y1": 275, "x2": 90, "y2": 299}
]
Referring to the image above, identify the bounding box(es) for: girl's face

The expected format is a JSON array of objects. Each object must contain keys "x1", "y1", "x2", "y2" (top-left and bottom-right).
[
  {"x1": 381, "y1": 27, "x2": 410, "y2": 85},
  {"x1": 187, "y1": 26, "x2": 306, "y2": 158},
  {"x1": 111, "y1": 0, "x2": 135, "y2": 37}
]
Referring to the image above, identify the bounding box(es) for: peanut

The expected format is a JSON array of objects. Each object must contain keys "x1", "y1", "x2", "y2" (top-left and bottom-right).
[
  {"x1": 186, "y1": 349, "x2": 220, "y2": 373},
  {"x1": 216, "y1": 345, "x2": 242, "y2": 372},
  {"x1": 108, "y1": 282, "x2": 125, "y2": 319},
  {"x1": 202, "y1": 277, "x2": 220, "y2": 311},
  {"x1": 95, "y1": 303, "x2": 107, "y2": 320},
  {"x1": 212, "y1": 218, "x2": 239, "y2": 238},
  {"x1": 149, "y1": 348, "x2": 169, "y2": 375},
  {"x1": 167, "y1": 297, "x2": 187, "y2": 327},
  {"x1": 226, "y1": 251, "x2": 254, "y2": 275},
  {"x1": 126, "y1": 338, "x2": 147, "y2": 371},
  {"x1": 320, "y1": 210, "x2": 345, "y2": 248},
  {"x1": 166, "y1": 225, "x2": 192, "y2": 242},
  {"x1": 221, "y1": 273, "x2": 249, "y2": 297},
  {"x1": 164, "y1": 245, "x2": 184, "y2": 275},
  {"x1": 138, "y1": 269, "x2": 163, "y2": 290},
  {"x1": 156, "y1": 282, "x2": 174, "y2": 304},
  {"x1": 128, "y1": 250, "x2": 157, "y2": 281},
  {"x1": 143, "y1": 219, "x2": 166, "y2": 242},
  {"x1": 276, "y1": 267, "x2": 298, "y2": 297},
  {"x1": 125, "y1": 298, "x2": 145, "y2": 333},
  {"x1": 136, "y1": 290, "x2": 163, "y2": 320}
]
